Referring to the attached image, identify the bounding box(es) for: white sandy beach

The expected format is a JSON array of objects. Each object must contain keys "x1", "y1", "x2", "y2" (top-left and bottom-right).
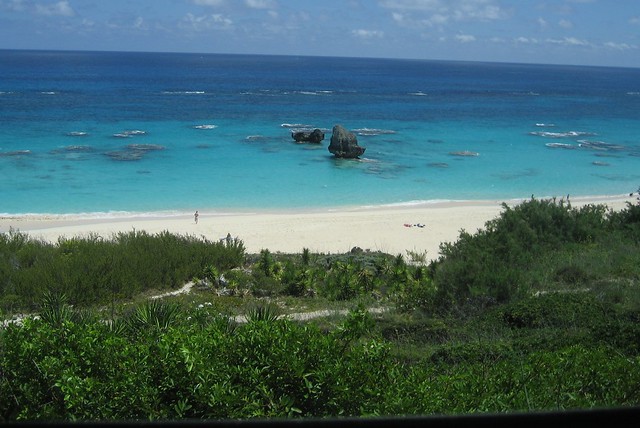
[{"x1": 0, "y1": 195, "x2": 634, "y2": 261}]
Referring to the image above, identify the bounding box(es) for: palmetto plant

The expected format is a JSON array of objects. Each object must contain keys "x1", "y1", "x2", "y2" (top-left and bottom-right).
[
  {"x1": 201, "y1": 264, "x2": 220, "y2": 286},
  {"x1": 281, "y1": 260, "x2": 316, "y2": 297},
  {"x1": 257, "y1": 249, "x2": 280, "y2": 278},
  {"x1": 39, "y1": 291, "x2": 74, "y2": 326},
  {"x1": 245, "y1": 302, "x2": 281, "y2": 323},
  {"x1": 355, "y1": 266, "x2": 376, "y2": 294},
  {"x1": 323, "y1": 260, "x2": 367, "y2": 301},
  {"x1": 392, "y1": 253, "x2": 408, "y2": 282},
  {"x1": 301, "y1": 247, "x2": 311, "y2": 266},
  {"x1": 126, "y1": 300, "x2": 181, "y2": 334}
]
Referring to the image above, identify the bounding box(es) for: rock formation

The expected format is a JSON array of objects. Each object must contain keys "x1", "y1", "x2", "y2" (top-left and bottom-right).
[
  {"x1": 292, "y1": 128, "x2": 325, "y2": 143},
  {"x1": 328, "y1": 125, "x2": 365, "y2": 158},
  {"x1": 105, "y1": 144, "x2": 165, "y2": 161},
  {"x1": 448, "y1": 151, "x2": 479, "y2": 157}
]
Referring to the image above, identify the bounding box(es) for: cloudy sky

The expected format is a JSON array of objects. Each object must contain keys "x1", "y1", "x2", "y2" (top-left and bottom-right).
[{"x1": 1, "y1": 0, "x2": 639, "y2": 67}]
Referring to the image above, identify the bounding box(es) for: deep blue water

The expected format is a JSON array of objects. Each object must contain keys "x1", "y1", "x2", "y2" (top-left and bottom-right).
[{"x1": 1, "y1": 50, "x2": 639, "y2": 215}]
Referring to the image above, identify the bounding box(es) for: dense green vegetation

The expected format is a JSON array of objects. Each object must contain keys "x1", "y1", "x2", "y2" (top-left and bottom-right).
[
  {"x1": 0, "y1": 230, "x2": 245, "y2": 312},
  {"x1": 1, "y1": 196, "x2": 639, "y2": 421}
]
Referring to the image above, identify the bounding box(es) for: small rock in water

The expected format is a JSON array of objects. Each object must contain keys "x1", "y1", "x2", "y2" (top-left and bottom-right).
[
  {"x1": 428, "y1": 162, "x2": 449, "y2": 168},
  {"x1": 292, "y1": 128, "x2": 325, "y2": 143},
  {"x1": 449, "y1": 151, "x2": 479, "y2": 157}
]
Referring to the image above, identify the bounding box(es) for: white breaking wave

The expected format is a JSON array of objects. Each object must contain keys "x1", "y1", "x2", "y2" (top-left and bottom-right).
[
  {"x1": 281, "y1": 123, "x2": 314, "y2": 128},
  {"x1": 162, "y1": 91, "x2": 206, "y2": 95},
  {"x1": 0, "y1": 150, "x2": 31, "y2": 157},
  {"x1": 193, "y1": 124, "x2": 218, "y2": 130},
  {"x1": 113, "y1": 130, "x2": 147, "y2": 138},
  {"x1": 360, "y1": 199, "x2": 458, "y2": 209},
  {"x1": 353, "y1": 128, "x2": 397, "y2": 136},
  {"x1": 240, "y1": 90, "x2": 279, "y2": 96},
  {"x1": 529, "y1": 131, "x2": 596, "y2": 138},
  {"x1": 113, "y1": 129, "x2": 147, "y2": 138},
  {"x1": 295, "y1": 90, "x2": 333, "y2": 96}
]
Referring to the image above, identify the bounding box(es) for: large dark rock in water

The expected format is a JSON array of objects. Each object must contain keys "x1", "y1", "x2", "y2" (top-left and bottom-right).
[
  {"x1": 292, "y1": 128, "x2": 324, "y2": 143},
  {"x1": 328, "y1": 125, "x2": 365, "y2": 158}
]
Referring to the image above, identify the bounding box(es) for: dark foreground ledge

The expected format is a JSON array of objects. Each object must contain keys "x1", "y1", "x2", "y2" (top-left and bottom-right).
[{"x1": 5, "y1": 407, "x2": 640, "y2": 427}]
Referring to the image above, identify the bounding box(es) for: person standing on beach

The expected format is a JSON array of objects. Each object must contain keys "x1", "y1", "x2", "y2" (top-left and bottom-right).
[{"x1": 194, "y1": 210, "x2": 199, "y2": 224}]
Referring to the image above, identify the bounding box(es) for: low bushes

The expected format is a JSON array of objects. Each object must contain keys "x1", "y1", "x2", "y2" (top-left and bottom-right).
[
  {"x1": 0, "y1": 307, "x2": 395, "y2": 420},
  {"x1": 0, "y1": 230, "x2": 246, "y2": 312},
  {"x1": 2, "y1": 306, "x2": 638, "y2": 421},
  {"x1": 430, "y1": 197, "x2": 640, "y2": 310}
]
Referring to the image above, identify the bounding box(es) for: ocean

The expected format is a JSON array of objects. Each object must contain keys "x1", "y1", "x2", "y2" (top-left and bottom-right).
[{"x1": 1, "y1": 50, "x2": 639, "y2": 216}]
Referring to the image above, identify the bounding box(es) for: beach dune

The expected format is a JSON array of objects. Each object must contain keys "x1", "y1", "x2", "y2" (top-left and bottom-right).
[{"x1": 1, "y1": 195, "x2": 633, "y2": 261}]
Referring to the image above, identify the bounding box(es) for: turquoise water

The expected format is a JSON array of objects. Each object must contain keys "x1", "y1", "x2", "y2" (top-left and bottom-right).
[{"x1": 1, "y1": 50, "x2": 639, "y2": 215}]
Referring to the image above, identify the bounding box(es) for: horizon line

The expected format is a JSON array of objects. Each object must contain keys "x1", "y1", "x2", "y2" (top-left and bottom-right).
[{"x1": 1, "y1": 47, "x2": 638, "y2": 71}]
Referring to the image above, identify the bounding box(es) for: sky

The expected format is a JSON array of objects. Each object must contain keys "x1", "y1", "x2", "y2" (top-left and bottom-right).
[{"x1": 1, "y1": 0, "x2": 639, "y2": 67}]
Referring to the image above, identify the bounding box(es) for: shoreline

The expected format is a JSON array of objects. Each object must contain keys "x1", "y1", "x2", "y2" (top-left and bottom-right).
[
  {"x1": 1, "y1": 193, "x2": 631, "y2": 220},
  {"x1": 1, "y1": 194, "x2": 634, "y2": 260}
]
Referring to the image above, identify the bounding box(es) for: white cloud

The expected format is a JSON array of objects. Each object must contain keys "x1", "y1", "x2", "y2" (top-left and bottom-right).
[
  {"x1": 630, "y1": 16, "x2": 640, "y2": 25},
  {"x1": 454, "y1": 3, "x2": 503, "y2": 21},
  {"x1": 180, "y1": 13, "x2": 233, "y2": 31},
  {"x1": 192, "y1": 0, "x2": 225, "y2": 6},
  {"x1": 392, "y1": 12, "x2": 404, "y2": 23},
  {"x1": 290, "y1": 10, "x2": 310, "y2": 22},
  {"x1": 80, "y1": 18, "x2": 94, "y2": 29},
  {"x1": 537, "y1": 17, "x2": 548, "y2": 28},
  {"x1": 209, "y1": 13, "x2": 232, "y2": 27},
  {"x1": 455, "y1": 33, "x2": 475, "y2": 43},
  {"x1": 352, "y1": 29, "x2": 384, "y2": 39},
  {"x1": 429, "y1": 13, "x2": 448, "y2": 25},
  {"x1": 604, "y1": 42, "x2": 636, "y2": 51},
  {"x1": 546, "y1": 37, "x2": 589, "y2": 47},
  {"x1": 1, "y1": 0, "x2": 27, "y2": 12},
  {"x1": 35, "y1": 0, "x2": 74, "y2": 17},
  {"x1": 245, "y1": 0, "x2": 276, "y2": 9},
  {"x1": 381, "y1": 0, "x2": 505, "y2": 34},
  {"x1": 558, "y1": 19, "x2": 573, "y2": 29},
  {"x1": 134, "y1": 17, "x2": 147, "y2": 31},
  {"x1": 515, "y1": 36, "x2": 539, "y2": 44},
  {"x1": 379, "y1": 0, "x2": 441, "y2": 11}
]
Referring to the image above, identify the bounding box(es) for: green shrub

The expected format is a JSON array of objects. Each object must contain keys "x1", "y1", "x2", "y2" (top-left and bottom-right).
[
  {"x1": 499, "y1": 292, "x2": 608, "y2": 329},
  {"x1": 377, "y1": 312, "x2": 450, "y2": 345},
  {"x1": 430, "y1": 198, "x2": 621, "y2": 310},
  {"x1": 553, "y1": 265, "x2": 592, "y2": 285},
  {"x1": 0, "y1": 319, "x2": 154, "y2": 421},
  {"x1": 591, "y1": 313, "x2": 640, "y2": 356},
  {"x1": 0, "y1": 230, "x2": 246, "y2": 312}
]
